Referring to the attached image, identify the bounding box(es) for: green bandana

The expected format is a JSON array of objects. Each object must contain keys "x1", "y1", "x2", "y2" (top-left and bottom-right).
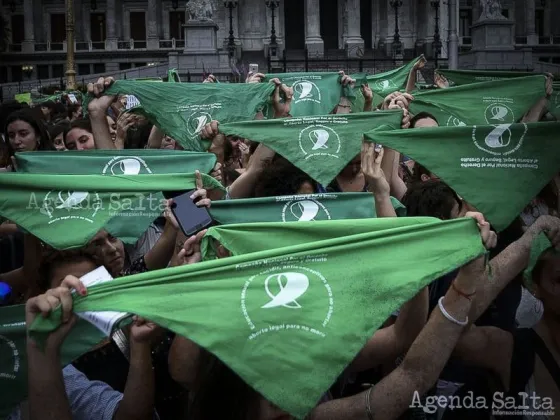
[
  {"x1": 365, "y1": 122, "x2": 560, "y2": 231},
  {"x1": 86, "y1": 80, "x2": 275, "y2": 152},
  {"x1": 0, "y1": 305, "x2": 108, "y2": 418},
  {"x1": 361, "y1": 56, "x2": 422, "y2": 98},
  {"x1": 409, "y1": 75, "x2": 547, "y2": 127},
  {"x1": 209, "y1": 193, "x2": 405, "y2": 225},
  {"x1": 436, "y1": 69, "x2": 536, "y2": 86},
  {"x1": 15, "y1": 150, "x2": 217, "y2": 244},
  {"x1": 0, "y1": 173, "x2": 223, "y2": 249},
  {"x1": 220, "y1": 111, "x2": 403, "y2": 186},
  {"x1": 167, "y1": 68, "x2": 181, "y2": 83},
  {"x1": 14, "y1": 93, "x2": 31, "y2": 104},
  {"x1": 30, "y1": 217, "x2": 485, "y2": 419},
  {"x1": 262, "y1": 72, "x2": 344, "y2": 118}
]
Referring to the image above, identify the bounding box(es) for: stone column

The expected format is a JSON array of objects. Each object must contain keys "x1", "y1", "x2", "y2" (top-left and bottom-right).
[
  {"x1": 147, "y1": 0, "x2": 159, "y2": 49},
  {"x1": 22, "y1": 0, "x2": 35, "y2": 53},
  {"x1": 346, "y1": 0, "x2": 364, "y2": 57},
  {"x1": 106, "y1": 0, "x2": 117, "y2": 50},
  {"x1": 73, "y1": 0, "x2": 82, "y2": 41},
  {"x1": 543, "y1": 0, "x2": 551, "y2": 38},
  {"x1": 82, "y1": 1, "x2": 91, "y2": 42},
  {"x1": 305, "y1": 0, "x2": 324, "y2": 57},
  {"x1": 447, "y1": 0, "x2": 458, "y2": 68}
]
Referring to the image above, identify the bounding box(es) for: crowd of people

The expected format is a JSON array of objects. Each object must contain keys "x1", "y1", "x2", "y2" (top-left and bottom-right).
[{"x1": 0, "y1": 57, "x2": 559, "y2": 420}]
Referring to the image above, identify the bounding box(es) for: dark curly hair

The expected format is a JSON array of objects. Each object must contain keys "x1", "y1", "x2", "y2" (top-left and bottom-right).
[
  {"x1": 3, "y1": 108, "x2": 54, "y2": 159},
  {"x1": 402, "y1": 179, "x2": 462, "y2": 220},
  {"x1": 253, "y1": 156, "x2": 317, "y2": 197}
]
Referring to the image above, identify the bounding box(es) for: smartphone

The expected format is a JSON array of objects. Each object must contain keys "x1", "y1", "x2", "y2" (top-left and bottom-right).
[
  {"x1": 67, "y1": 93, "x2": 78, "y2": 104},
  {"x1": 163, "y1": 190, "x2": 213, "y2": 236},
  {"x1": 249, "y1": 63, "x2": 259, "y2": 74}
]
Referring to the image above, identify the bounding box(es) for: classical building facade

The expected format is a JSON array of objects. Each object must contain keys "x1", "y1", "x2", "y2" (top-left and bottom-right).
[{"x1": 0, "y1": 0, "x2": 559, "y2": 84}]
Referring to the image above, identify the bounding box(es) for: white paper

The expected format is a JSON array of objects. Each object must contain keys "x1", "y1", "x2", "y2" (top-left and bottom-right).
[
  {"x1": 125, "y1": 95, "x2": 141, "y2": 110},
  {"x1": 77, "y1": 266, "x2": 128, "y2": 337},
  {"x1": 67, "y1": 93, "x2": 77, "y2": 104}
]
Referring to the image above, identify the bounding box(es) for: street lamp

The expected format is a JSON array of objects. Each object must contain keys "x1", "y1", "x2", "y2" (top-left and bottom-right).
[
  {"x1": 431, "y1": 0, "x2": 442, "y2": 67},
  {"x1": 65, "y1": 0, "x2": 76, "y2": 90},
  {"x1": 390, "y1": 0, "x2": 403, "y2": 56},
  {"x1": 22, "y1": 65, "x2": 33, "y2": 79},
  {"x1": 223, "y1": 1, "x2": 238, "y2": 57},
  {"x1": 265, "y1": 0, "x2": 280, "y2": 56}
]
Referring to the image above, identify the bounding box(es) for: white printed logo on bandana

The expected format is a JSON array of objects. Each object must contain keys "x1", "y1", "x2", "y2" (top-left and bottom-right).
[
  {"x1": 299, "y1": 125, "x2": 341, "y2": 159},
  {"x1": 102, "y1": 156, "x2": 153, "y2": 175},
  {"x1": 281, "y1": 199, "x2": 331, "y2": 222},
  {"x1": 38, "y1": 190, "x2": 102, "y2": 224},
  {"x1": 241, "y1": 265, "x2": 334, "y2": 340},
  {"x1": 374, "y1": 79, "x2": 397, "y2": 92},
  {"x1": 447, "y1": 116, "x2": 467, "y2": 127},
  {"x1": 0, "y1": 331, "x2": 23, "y2": 380},
  {"x1": 484, "y1": 103, "x2": 515, "y2": 125},
  {"x1": 472, "y1": 123, "x2": 528, "y2": 156},
  {"x1": 293, "y1": 81, "x2": 321, "y2": 104},
  {"x1": 186, "y1": 111, "x2": 212, "y2": 138}
]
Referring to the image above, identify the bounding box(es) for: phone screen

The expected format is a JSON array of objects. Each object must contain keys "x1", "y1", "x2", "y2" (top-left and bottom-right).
[{"x1": 163, "y1": 190, "x2": 213, "y2": 236}]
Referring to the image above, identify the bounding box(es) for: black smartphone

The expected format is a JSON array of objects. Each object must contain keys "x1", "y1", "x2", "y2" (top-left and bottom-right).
[{"x1": 163, "y1": 190, "x2": 213, "y2": 236}]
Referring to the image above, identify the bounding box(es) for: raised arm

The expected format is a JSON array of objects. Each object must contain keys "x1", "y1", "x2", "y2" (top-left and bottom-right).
[
  {"x1": 333, "y1": 71, "x2": 356, "y2": 115},
  {"x1": 86, "y1": 77, "x2": 117, "y2": 150},
  {"x1": 405, "y1": 55, "x2": 427, "y2": 94},
  {"x1": 521, "y1": 75, "x2": 553, "y2": 123},
  {"x1": 362, "y1": 142, "x2": 397, "y2": 218}
]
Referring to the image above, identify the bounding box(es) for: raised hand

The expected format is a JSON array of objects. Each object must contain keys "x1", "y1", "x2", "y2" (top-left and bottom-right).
[
  {"x1": 87, "y1": 77, "x2": 116, "y2": 116},
  {"x1": 246, "y1": 72, "x2": 266, "y2": 84},
  {"x1": 362, "y1": 142, "x2": 390, "y2": 198},
  {"x1": 271, "y1": 78, "x2": 293, "y2": 118},
  {"x1": 177, "y1": 229, "x2": 208, "y2": 266}
]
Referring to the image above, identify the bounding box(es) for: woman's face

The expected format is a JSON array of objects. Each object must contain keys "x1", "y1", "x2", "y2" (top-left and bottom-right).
[
  {"x1": 7, "y1": 120, "x2": 39, "y2": 153},
  {"x1": 49, "y1": 259, "x2": 97, "y2": 289},
  {"x1": 296, "y1": 181, "x2": 315, "y2": 195},
  {"x1": 161, "y1": 136, "x2": 177, "y2": 150},
  {"x1": 107, "y1": 116, "x2": 117, "y2": 144},
  {"x1": 53, "y1": 133, "x2": 66, "y2": 151},
  {"x1": 71, "y1": 107, "x2": 83, "y2": 121},
  {"x1": 65, "y1": 127, "x2": 95, "y2": 151},
  {"x1": 41, "y1": 106, "x2": 51, "y2": 118}
]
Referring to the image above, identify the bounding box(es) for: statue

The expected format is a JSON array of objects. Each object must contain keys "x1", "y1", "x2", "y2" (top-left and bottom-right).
[
  {"x1": 186, "y1": 0, "x2": 215, "y2": 22},
  {"x1": 479, "y1": 0, "x2": 506, "y2": 20}
]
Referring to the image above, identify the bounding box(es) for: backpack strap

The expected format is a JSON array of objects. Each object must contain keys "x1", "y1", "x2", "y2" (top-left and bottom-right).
[{"x1": 529, "y1": 328, "x2": 560, "y2": 392}]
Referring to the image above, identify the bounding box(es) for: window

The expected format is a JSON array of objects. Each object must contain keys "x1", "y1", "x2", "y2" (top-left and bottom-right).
[
  {"x1": 0, "y1": 67, "x2": 8, "y2": 83},
  {"x1": 37, "y1": 65, "x2": 49, "y2": 80},
  {"x1": 50, "y1": 14, "x2": 66, "y2": 43},
  {"x1": 535, "y1": 10, "x2": 545, "y2": 37},
  {"x1": 52, "y1": 64, "x2": 64, "y2": 78},
  {"x1": 130, "y1": 12, "x2": 146, "y2": 40},
  {"x1": 459, "y1": 9, "x2": 473, "y2": 37},
  {"x1": 93, "y1": 63, "x2": 106, "y2": 74},
  {"x1": 90, "y1": 13, "x2": 106, "y2": 41},
  {"x1": 78, "y1": 64, "x2": 91, "y2": 75},
  {"x1": 11, "y1": 15, "x2": 24, "y2": 44},
  {"x1": 169, "y1": 11, "x2": 185, "y2": 39},
  {"x1": 11, "y1": 66, "x2": 22, "y2": 82},
  {"x1": 119, "y1": 63, "x2": 132, "y2": 71}
]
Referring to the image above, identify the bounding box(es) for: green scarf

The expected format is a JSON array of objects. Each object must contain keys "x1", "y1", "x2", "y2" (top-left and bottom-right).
[
  {"x1": 0, "y1": 305, "x2": 108, "y2": 418},
  {"x1": 219, "y1": 111, "x2": 403, "y2": 186},
  {"x1": 409, "y1": 75, "x2": 547, "y2": 127},
  {"x1": 30, "y1": 217, "x2": 485, "y2": 419},
  {"x1": 14, "y1": 93, "x2": 31, "y2": 104},
  {"x1": 365, "y1": 122, "x2": 560, "y2": 231},
  {"x1": 209, "y1": 193, "x2": 405, "y2": 225},
  {"x1": 436, "y1": 69, "x2": 536, "y2": 86},
  {"x1": 86, "y1": 80, "x2": 275, "y2": 152},
  {"x1": 523, "y1": 233, "x2": 554, "y2": 284},
  {"x1": 262, "y1": 72, "x2": 346, "y2": 118},
  {"x1": 360, "y1": 56, "x2": 422, "y2": 98},
  {"x1": 167, "y1": 68, "x2": 181, "y2": 83},
  {"x1": 0, "y1": 173, "x2": 223, "y2": 249},
  {"x1": 15, "y1": 150, "x2": 217, "y2": 244}
]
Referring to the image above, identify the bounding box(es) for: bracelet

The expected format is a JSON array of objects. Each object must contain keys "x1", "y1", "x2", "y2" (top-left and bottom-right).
[
  {"x1": 337, "y1": 104, "x2": 352, "y2": 108},
  {"x1": 365, "y1": 385, "x2": 375, "y2": 420},
  {"x1": 451, "y1": 282, "x2": 476, "y2": 301},
  {"x1": 438, "y1": 297, "x2": 469, "y2": 326}
]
